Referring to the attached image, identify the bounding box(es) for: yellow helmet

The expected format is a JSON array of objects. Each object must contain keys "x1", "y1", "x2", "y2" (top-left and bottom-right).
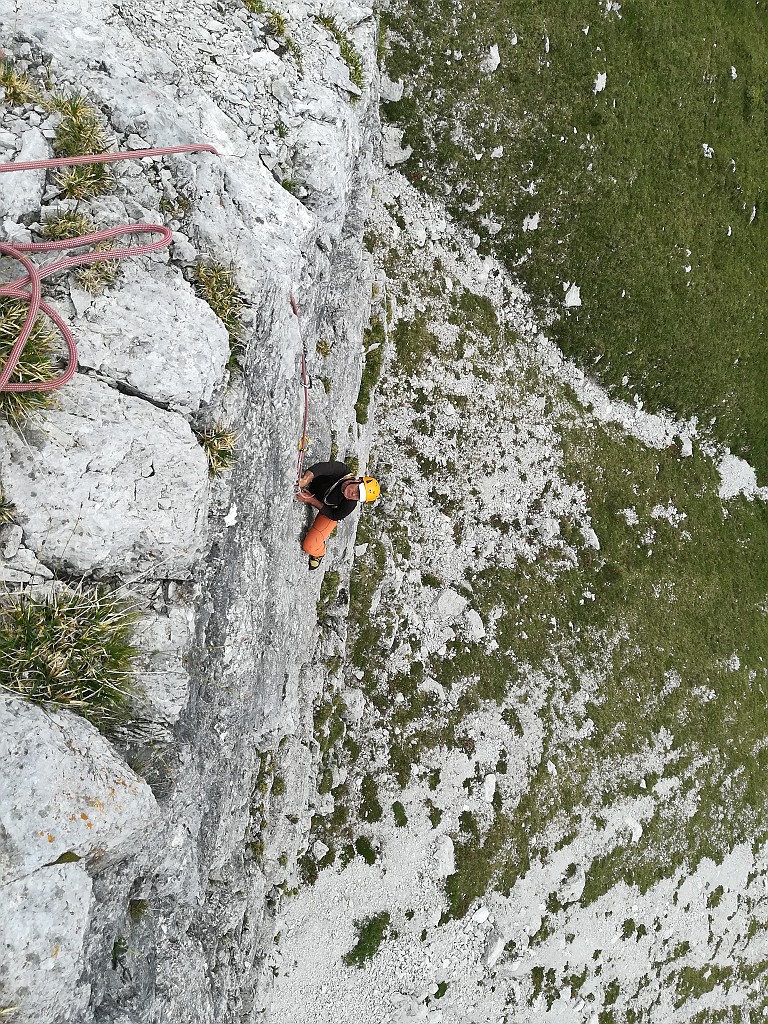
[{"x1": 360, "y1": 476, "x2": 380, "y2": 503}]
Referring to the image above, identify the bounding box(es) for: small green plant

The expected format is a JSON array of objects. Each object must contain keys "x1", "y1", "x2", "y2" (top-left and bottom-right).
[
  {"x1": 75, "y1": 243, "x2": 118, "y2": 294},
  {"x1": 55, "y1": 163, "x2": 112, "y2": 201},
  {"x1": 0, "y1": 584, "x2": 139, "y2": 729},
  {"x1": 43, "y1": 211, "x2": 95, "y2": 241},
  {"x1": 266, "y1": 9, "x2": 287, "y2": 36},
  {"x1": 281, "y1": 178, "x2": 297, "y2": 194},
  {"x1": 0, "y1": 489, "x2": 17, "y2": 526},
  {"x1": 195, "y1": 424, "x2": 237, "y2": 476},
  {"x1": 0, "y1": 298, "x2": 59, "y2": 426},
  {"x1": 53, "y1": 98, "x2": 109, "y2": 159},
  {"x1": 315, "y1": 14, "x2": 364, "y2": 92},
  {"x1": 392, "y1": 800, "x2": 408, "y2": 827},
  {"x1": 128, "y1": 899, "x2": 149, "y2": 922},
  {"x1": 343, "y1": 912, "x2": 391, "y2": 967},
  {"x1": 0, "y1": 60, "x2": 35, "y2": 106},
  {"x1": 316, "y1": 338, "x2": 331, "y2": 357},
  {"x1": 193, "y1": 261, "x2": 244, "y2": 363},
  {"x1": 242, "y1": 0, "x2": 266, "y2": 11}
]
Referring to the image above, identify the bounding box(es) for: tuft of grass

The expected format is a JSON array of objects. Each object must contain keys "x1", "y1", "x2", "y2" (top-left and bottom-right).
[
  {"x1": 195, "y1": 423, "x2": 237, "y2": 475},
  {"x1": 0, "y1": 489, "x2": 17, "y2": 526},
  {"x1": 315, "y1": 14, "x2": 364, "y2": 92},
  {"x1": 55, "y1": 163, "x2": 112, "y2": 201},
  {"x1": 285, "y1": 37, "x2": 304, "y2": 74},
  {"x1": 343, "y1": 912, "x2": 391, "y2": 967},
  {"x1": 0, "y1": 298, "x2": 60, "y2": 426},
  {"x1": 195, "y1": 424, "x2": 237, "y2": 476},
  {"x1": 43, "y1": 211, "x2": 95, "y2": 241},
  {"x1": 75, "y1": 243, "x2": 118, "y2": 294},
  {"x1": 53, "y1": 99, "x2": 109, "y2": 159},
  {"x1": 193, "y1": 262, "x2": 244, "y2": 365},
  {"x1": 0, "y1": 585, "x2": 139, "y2": 729},
  {"x1": 266, "y1": 9, "x2": 287, "y2": 36},
  {"x1": 242, "y1": 0, "x2": 266, "y2": 10},
  {"x1": 0, "y1": 60, "x2": 35, "y2": 106}
]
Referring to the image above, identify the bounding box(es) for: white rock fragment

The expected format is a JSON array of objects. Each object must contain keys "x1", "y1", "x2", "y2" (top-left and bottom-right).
[
  {"x1": 522, "y1": 212, "x2": 540, "y2": 232},
  {"x1": 435, "y1": 588, "x2": 468, "y2": 621},
  {"x1": 434, "y1": 835, "x2": 455, "y2": 877},
  {"x1": 480, "y1": 43, "x2": 501, "y2": 73},
  {"x1": 626, "y1": 817, "x2": 643, "y2": 843},
  {"x1": 731, "y1": 66, "x2": 738, "y2": 79},
  {"x1": 224, "y1": 504, "x2": 239, "y2": 527},
  {"x1": 490, "y1": 146, "x2": 504, "y2": 159},
  {"x1": 702, "y1": 142, "x2": 714, "y2": 158},
  {"x1": 484, "y1": 930, "x2": 505, "y2": 967},
  {"x1": 481, "y1": 774, "x2": 496, "y2": 802},
  {"x1": 464, "y1": 608, "x2": 486, "y2": 641},
  {"x1": 313, "y1": 840, "x2": 330, "y2": 860},
  {"x1": 0, "y1": 128, "x2": 49, "y2": 219},
  {"x1": 380, "y1": 73, "x2": 404, "y2": 102},
  {"x1": 718, "y1": 453, "x2": 768, "y2": 500},
  {"x1": 563, "y1": 281, "x2": 582, "y2": 308},
  {"x1": 472, "y1": 906, "x2": 490, "y2": 924},
  {"x1": 381, "y1": 125, "x2": 413, "y2": 166},
  {"x1": 593, "y1": 72, "x2": 607, "y2": 93}
]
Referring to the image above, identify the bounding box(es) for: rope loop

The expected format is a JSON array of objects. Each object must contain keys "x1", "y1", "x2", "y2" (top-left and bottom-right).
[{"x1": 0, "y1": 144, "x2": 218, "y2": 394}]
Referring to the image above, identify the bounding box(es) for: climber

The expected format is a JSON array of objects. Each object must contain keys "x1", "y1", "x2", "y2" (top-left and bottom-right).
[{"x1": 296, "y1": 460, "x2": 380, "y2": 570}]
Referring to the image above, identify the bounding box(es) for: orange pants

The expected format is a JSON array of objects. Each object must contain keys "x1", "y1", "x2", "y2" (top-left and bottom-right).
[{"x1": 302, "y1": 514, "x2": 338, "y2": 559}]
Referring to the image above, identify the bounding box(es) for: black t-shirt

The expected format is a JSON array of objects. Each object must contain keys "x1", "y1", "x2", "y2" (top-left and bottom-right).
[{"x1": 307, "y1": 461, "x2": 358, "y2": 522}]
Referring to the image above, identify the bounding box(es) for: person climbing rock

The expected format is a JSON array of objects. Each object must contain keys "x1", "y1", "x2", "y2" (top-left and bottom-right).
[{"x1": 296, "y1": 460, "x2": 380, "y2": 570}]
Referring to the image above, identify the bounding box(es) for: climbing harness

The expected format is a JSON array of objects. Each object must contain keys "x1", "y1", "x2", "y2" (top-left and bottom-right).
[
  {"x1": 0, "y1": 143, "x2": 219, "y2": 394},
  {"x1": 290, "y1": 292, "x2": 312, "y2": 490}
]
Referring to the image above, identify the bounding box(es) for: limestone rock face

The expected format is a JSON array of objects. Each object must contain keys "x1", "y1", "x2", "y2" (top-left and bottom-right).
[
  {"x1": 74, "y1": 268, "x2": 231, "y2": 415},
  {"x1": 0, "y1": 696, "x2": 159, "y2": 883},
  {"x1": 0, "y1": 863, "x2": 94, "y2": 1024},
  {"x1": 0, "y1": 126, "x2": 49, "y2": 219},
  {"x1": 0, "y1": 374, "x2": 209, "y2": 575}
]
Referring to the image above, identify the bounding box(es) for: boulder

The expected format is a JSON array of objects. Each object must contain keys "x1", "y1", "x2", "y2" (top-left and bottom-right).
[
  {"x1": 0, "y1": 373, "x2": 210, "y2": 575},
  {"x1": 0, "y1": 695, "x2": 158, "y2": 882}
]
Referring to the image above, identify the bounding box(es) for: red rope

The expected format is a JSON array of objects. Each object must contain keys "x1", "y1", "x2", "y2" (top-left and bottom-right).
[
  {"x1": 290, "y1": 292, "x2": 311, "y2": 489},
  {"x1": 0, "y1": 144, "x2": 218, "y2": 393}
]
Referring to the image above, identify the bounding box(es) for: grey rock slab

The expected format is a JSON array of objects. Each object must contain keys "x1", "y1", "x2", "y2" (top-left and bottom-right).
[
  {"x1": 133, "y1": 602, "x2": 195, "y2": 725},
  {"x1": 0, "y1": 127, "x2": 49, "y2": 220},
  {"x1": 381, "y1": 124, "x2": 413, "y2": 166},
  {"x1": 0, "y1": 695, "x2": 158, "y2": 884},
  {"x1": 75, "y1": 267, "x2": 230, "y2": 414},
  {"x1": 0, "y1": 862, "x2": 93, "y2": 1024},
  {"x1": 0, "y1": 374, "x2": 209, "y2": 575}
]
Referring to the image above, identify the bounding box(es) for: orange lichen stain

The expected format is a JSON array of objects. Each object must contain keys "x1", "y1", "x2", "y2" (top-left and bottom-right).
[
  {"x1": 86, "y1": 822, "x2": 93, "y2": 829},
  {"x1": 86, "y1": 797, "x2": 105, "y2": 812},
  {"x1": 52, "y1": 945, "x2": 60, "y2": 958},
  {"x1": 38, "y1": 830, "x2": 45, "y2": 837},
  {"x1": 80, "y1": 813, "x2": 89, "y2": 820},
  {"x1": 47, "y1": 834, "x2": 55, "y2": 843},
  {"x1": 69, "y1": 814, "x2": 77, "y2": 822}
]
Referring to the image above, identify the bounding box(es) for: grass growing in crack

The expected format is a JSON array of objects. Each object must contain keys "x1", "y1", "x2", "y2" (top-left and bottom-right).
[
  {"x1": 315, "y1": 14, "x2": 364, "y2": 92},
  {"x1": 0, "y1": 489, "x2": 17, "y2": 525},
  {"x1": 43, "y1": 211, "x2": 95, "y2": 241},
  {"x1": 0, "y1": 60, "x2": 35, "y2": 105},
  {"x1": 193, "y1": 261, "x2": 244, "y2": 367},
  {"x1": 195, "y1": 424, "x2": 237, "y2": 476},
  {"x1": 343, "y1": 912, "x2": 391, "y2": 967},
  {"x1": 51, "y1": 93, "x2": 113, "y2": 200},
  {"x1": 75, "y1": 243, "x2": 118, "y2": 294},
  {"x1": 0, "y1": 585, "x2": 139, "y2": 729},
  {"x1": 0, "y1": 298, "x2": 59, "y2": 426},
  {"x1": 55, "y1": 163, "x2": 112, "y2": 201}
]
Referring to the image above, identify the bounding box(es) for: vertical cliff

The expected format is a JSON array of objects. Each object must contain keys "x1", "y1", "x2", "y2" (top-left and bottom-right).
[{"x1": 0, "y1": 0, "x2": 381, "y2": 1019}]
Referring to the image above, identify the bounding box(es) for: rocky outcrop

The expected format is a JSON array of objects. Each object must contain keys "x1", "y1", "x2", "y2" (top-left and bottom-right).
[{"x1": 0, "y1": 0, "x2": 381, "y2": 1018}]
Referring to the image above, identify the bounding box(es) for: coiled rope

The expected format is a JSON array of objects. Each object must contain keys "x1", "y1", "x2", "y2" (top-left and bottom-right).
[
  {"x1": 0, "y1": 144, "x2": 219, "y2": 393},
  {"x1": 290, "y1": 292, "x2": 311, "y2": 490}
]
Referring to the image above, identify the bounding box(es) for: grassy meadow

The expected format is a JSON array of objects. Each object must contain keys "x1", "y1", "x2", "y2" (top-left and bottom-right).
[{"x1": 381, "y1": 0, "x2": 768, "y2": 476}]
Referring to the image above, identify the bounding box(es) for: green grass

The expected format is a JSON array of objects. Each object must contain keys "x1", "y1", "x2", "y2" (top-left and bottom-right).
[
  {"x1": 0, "y1": 585, "x2": 138, "y2": 729},
  {"x1": 0, "y1": 60, "x2": 35, "y2": 105},
  {"x1": 0, "y1": 298, "x2": 60, "y2": 426},
  {"x1": 193, "y1": 262, "x2": 244, "y2": 366},
  {"x1": 0, "y1": 488, "x2": 17, "y2": 525},
  {"x1": 43, "y1": 211, "x2": 95, "y2": 241},
  {"x1": 195, "y1": 424, "x2": 237, "y2": 476},
  {"x1": 343, "y1": 912, "x2": 390, "y2": 967},
  {"x1": 382, "y1": 0, "x2": 768, "y2": 478}
]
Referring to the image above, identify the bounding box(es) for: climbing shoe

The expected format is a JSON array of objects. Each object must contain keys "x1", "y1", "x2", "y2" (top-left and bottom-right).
[{"x1": 308, "y1": 556, "x2": 322, "y2": 571}]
